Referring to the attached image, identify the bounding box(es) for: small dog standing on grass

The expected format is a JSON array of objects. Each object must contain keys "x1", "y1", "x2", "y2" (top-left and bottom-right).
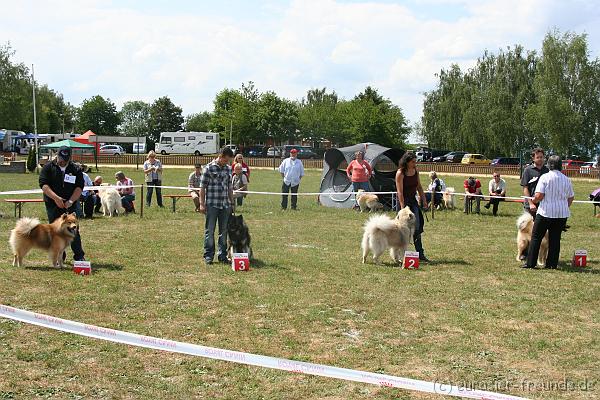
[
  {"x1": 443, "y1": 187, "x2": 456, "y2": 209},
  {"x1": 361, "y1": 206, "x2": 416, "y2": 265},
  {"x1": 356, "y1": 189, "x2": 383, "y2": 212},
  {"x1": 227, "y1": 214, "x2": 253, "y2": 260},
  {"x1": 9, "y1": 213, "x2": 79, "y2": 268},
  {"x1": 516, "y1": 212, "x2": 548, "y2": 266},
  {"x1": 99, "y1": 188, "x2": 125, "y2": 217}
]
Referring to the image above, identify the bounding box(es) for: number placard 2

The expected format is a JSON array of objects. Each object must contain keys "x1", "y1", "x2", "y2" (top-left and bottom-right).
[
  {"x1": 232, "y1": 253, "x2": 250, "y2": 271},
  {"x1": 403, "y1": 251, "x2": 420, "y2": 270},
  {"x1": 572, "y1": 250, "x2": 587, "y2": 267}
]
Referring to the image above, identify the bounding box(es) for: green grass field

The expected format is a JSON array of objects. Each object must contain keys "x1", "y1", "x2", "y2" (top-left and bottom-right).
[{"x1": 0, "y1": 167, "x2": 599, "y2": 399}]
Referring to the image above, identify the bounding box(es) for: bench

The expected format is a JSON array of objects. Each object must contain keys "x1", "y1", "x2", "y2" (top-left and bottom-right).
[
  {"x1": 4, "y1": 198, "x2": 44, "y2": 218},
  {"x1": 163, "y1": 194, "x2": 193, "y2": 212}
]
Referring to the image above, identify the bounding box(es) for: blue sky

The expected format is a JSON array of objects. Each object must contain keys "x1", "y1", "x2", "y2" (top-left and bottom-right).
[{"x1": 2, "y1": 0, "x2": 599, "y2": 140}]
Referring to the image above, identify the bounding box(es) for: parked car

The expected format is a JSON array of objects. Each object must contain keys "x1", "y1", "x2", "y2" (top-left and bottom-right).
[
  {"x1": 224, "y1": 144, "x2": 239, "y2": 154},
  {"x1": 244, "y1": 145, "x2": 266, "y2": 157},
  {"x1": 461, "y1": 153, "x2": 491, "y2": 165},
  {"x1": 283, "y1": 145, "x2": 318, "y2": 159},
  {"x1": 433, "y1": 152, "x2": 451, "y2": 162},
  {"x1": 562, "y1": 159, "x2": 585, "y2": 170},
  {"x1": 579, "y1": 161, "x2": 596, "y2": 174},
  {"x1": 416, "y1": 150, "x2": 431, "y2": 162},
  {"x1": 99, "y1": 144, "x2": 124, "y2": 156},
  {"x1": 266, "y1": 147, "x2": 282, "y2": 157},
  {"x1": 491, "y1": 157, "x2": 520, "y2": 166},
  {"x1": 445, "y1": 151, "x2": 468, "y2": 163}
]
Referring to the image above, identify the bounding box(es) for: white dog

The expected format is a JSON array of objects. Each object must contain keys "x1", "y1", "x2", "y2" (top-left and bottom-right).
[
  {"x1": 516, "y1": 212, "x2": 548, "y2": 266},
  {"x1": 99, "y1": 188, "x2": 125, "y2": 217},
  {"x1": 361, "y1": 206, "x2": 416, "y2": 265},
  {"x1": 356, "y1": 189, "x2": 383, "y2": 212},
  {"x1": 443, "y1": 187, "x2": 456, "y2": 210}
]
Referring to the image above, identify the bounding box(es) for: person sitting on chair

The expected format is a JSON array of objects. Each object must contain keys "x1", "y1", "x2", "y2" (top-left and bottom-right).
[
  {"x1": 484, "y1": 171, "x2": 506, "y2": 216},
  {"x1": 188, "y1": 163, "x2": 203, "y2": 212},
  {"x1": 463, "y1": 176, "x2": 482, "y2": 214},
  {"x1": 115, "y1": 171, "x2": 136, "y2": 213}
]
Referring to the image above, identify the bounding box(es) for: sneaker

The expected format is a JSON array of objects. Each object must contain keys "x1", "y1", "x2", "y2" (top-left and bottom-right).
[
  {"x1": 75, "y1": 257, "x2": 86, "y2": 262},
  {"x1": 520, "y1": 264, "x2": 535, "y2": 269},
  {"x1": 204, "y1": 258, "x2": 213, "y2": 265},
  {"x1": 419, "y1": 255, "x2": 430, "y2": 262}
]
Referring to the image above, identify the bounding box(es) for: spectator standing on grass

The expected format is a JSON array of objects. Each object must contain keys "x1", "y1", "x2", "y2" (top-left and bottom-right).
[
  {"x1": 79, "y1": 168, "x2": 95, "y2": 219},
  {"x1": 232, "y1": 163, "x2": 249, "y2": 210},
  {"x1": 198, "y1": 147, "x2": 234, "y2": 265},
  {"x1": 484, "y1": 171, "x2": 506, "y2": 216},
  {"x1": 425, "y1": 171, "x2": 444, "y2": 209},
  {"x1": 522, "y1": 155, "x2": 574, "y2": 269},
  {"x1": 463, "y1": 176, "x2": 482, "y2": 214},
  {"x1": 115, "y1": 171, "x2": 135, "y2": 213},
  {"x1": 188, "y1": 163, "x2": 203, "y2": 212},
  {"x1": 232, "y1": 153, "x2": 250, "y2": 181},
  {"x1": 93, "y1": 176, "x2": 103, "y2": 213},
  {"x1": 279, "y1": 148, "x2": 304, "y2": 210},
  {"x1": 395, "y1": 152, "x2": 430, "y2": 262},
  {"x1": 346, "y1": 150, "x2": 372, "y2": 192},
  {"x1": 521, "y1": 147, "x2": 548, "y2": 216},
  {"x1": 39, "y1": 146, "x2": 85, "y2": 262},
  {"x1": 143, "y1": 150, "x2": 164, "y2": 207}
]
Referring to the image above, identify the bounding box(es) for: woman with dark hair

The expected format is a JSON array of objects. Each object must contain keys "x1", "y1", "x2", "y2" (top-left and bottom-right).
[{"x1": 395, "y1": 152, "x2": 429, "y2": 262}]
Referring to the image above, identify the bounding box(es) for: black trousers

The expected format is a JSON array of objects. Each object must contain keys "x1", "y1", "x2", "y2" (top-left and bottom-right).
[
  {"x1": 45, "y1": 202, "x2": 85, "y2": 261},
  {"x1": 488, "y1": 196, "x2": 504, "y2": 215},
  {"x1": 281, "y1": 182, "x2": 299, "y2": 209},
  {"x1": 526, "y1": 214, "x2": 567, "y2": 268},
  {"x1": 146, "y1": 179, "x2": 163, "y2": 206},
  {"x1": 82, "y1": 194, "x2": 96, "y2": 218}
]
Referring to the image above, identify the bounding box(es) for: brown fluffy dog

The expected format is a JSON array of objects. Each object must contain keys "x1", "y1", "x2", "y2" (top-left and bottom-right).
[
  {"x1": 356, "y1": 189, "x2": 383, "y2": 212},
  {"x1": 516, "y1": 212, "x2": 548, "y2": 266},
  {"x1": 9, "y1": 213, "x2": 79, "y2": 268}
]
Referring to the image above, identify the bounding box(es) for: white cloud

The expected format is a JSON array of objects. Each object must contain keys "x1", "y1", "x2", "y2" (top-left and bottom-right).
[{"x1": 1, "y1": 0, "x2": 598, "y2": 133}]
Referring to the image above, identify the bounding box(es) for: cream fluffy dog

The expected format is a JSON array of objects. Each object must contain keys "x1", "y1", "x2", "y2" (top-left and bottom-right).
[
  {"x1": 516, "y1": 212, "x2": 548, "y2": 266},
  {"x1": 99, "y1": 188, "x2": 125, "y2": 217},
  {"x1": 361, "y1": 206, "x2": 416, "y2": 265},
  {"x1": 443, "y1": 187, "x2": 456, "y2": 209},
  {"x1": 356, "y1": 189, "x2": 383, "y2": 212}
]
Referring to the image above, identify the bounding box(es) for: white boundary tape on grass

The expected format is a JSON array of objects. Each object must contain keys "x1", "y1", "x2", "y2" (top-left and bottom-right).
[
  {"x1": 0, "y1": 184, "x2": 596, "y2": 205},
  {"x1": 0, "y1": 304, "x2": 527, "y2": 400},
  {"x1": 147, "y1": 185, "x2": 598, "y2": 205}
]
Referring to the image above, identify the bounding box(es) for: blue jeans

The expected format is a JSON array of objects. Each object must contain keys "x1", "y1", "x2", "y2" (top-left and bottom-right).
[
  {"x1": 352, "y1": 181, "x2": 370, "y2": 205},
  {"x1": 204, "y1": 206, "x2": 231, "y2": 261},
  {"x1": 45, "y1": 201, "x2": 85, "y2": 261},
  {"x1": 121, "y1": 194, "x2": 136, "y2": 212}
]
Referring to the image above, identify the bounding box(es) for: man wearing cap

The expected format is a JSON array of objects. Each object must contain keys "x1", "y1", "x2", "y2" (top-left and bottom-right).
[
  {"x1": 279, "y1": 148, "x2": 304, "y2": 210},
  {"x1": 39, "y1": 146, "x2": 86, "y2": 261}
]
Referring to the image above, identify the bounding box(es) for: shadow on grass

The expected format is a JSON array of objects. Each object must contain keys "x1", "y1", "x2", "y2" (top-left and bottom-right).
[
  {"x1": 92, "y1": 262, "x2": 124, "y2": 272},
  {"x1": 428, "y1": 258, "x2": 472, "y2": 266},
  {"x1": 249, "y1": 258, "x2": 286, "y2": 270},
  {"x1": 558, "y1": 261, "x2": 600, "y2": 274}
]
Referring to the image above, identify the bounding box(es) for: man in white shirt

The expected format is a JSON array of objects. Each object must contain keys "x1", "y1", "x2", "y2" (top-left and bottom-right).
[
  {"x1": 522, "y1": 155, "x2": 575, "y2": 269},
  {"x1": 484, "y1": 171, "x2": 506, "y2": 216},
  {"x1": 279, "y1": 148, "x2": 304, "y2": 210}
]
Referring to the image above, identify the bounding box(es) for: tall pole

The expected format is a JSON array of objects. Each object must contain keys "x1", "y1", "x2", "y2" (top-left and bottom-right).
[
  {"x1": 32, "y1": 64, "x2": 39, "y2": 170},
  {"x1": 229, "y1": 119, "x2": 233, "y2": 147}
]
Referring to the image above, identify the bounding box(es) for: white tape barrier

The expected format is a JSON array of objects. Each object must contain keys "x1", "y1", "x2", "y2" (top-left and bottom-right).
[
  {"x1": 0, "y1": 304, "x2": 527, "y2": 400},
  {"x1": 0, "y1": 185, "x2": 142, "y2": 196},
  {"x1": 149, "y1": 185, "x2": 599, "y2": 205}
]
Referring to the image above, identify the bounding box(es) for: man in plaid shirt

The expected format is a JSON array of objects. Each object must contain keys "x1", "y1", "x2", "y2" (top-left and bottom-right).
[{"x1": 199, "y1": 147, "x2": 234, "y2": 264}]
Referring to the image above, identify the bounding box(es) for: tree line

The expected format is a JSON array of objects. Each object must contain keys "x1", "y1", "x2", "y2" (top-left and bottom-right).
[
  {"x1": 0, "y1": 43, "x2": 409, "y2": 149},
  {"x1": 420, "y1": 30, "x2": 600, "y2": 159}
]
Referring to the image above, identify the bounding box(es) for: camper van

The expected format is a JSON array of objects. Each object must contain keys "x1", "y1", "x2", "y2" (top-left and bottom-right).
[
  {"x1": 0, "y1": 129, "x2": 25, "y2": 152},
  {"x1": 155, "y1": 132, "x2": 219, "y2": 155}
]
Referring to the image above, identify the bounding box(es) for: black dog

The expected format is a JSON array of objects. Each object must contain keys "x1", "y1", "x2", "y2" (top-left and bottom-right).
[{"x1": 227, "y1": 214, "x2": 253, "y2": 260}]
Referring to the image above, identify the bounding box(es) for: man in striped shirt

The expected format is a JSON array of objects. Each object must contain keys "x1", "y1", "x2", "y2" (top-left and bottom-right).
[{"x1": 522, "y1": 155, "x2": 574, "y2": 269}]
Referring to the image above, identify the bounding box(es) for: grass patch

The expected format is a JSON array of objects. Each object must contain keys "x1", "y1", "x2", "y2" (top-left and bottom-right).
[{"x1": 0, "y1": 167, "x2": 599, "y2": 399}]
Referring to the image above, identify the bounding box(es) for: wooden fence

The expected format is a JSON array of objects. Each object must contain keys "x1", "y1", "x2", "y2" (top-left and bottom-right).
[{"x1": 67, "y1": 154, "x2": 598, "y2": 179}]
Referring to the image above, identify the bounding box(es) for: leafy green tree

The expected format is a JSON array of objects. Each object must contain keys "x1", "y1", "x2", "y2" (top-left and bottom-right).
[
  {"x1": 0, "y1": 43, "x2": 31, "y2": 131},
  {"x1": 211, "y1": 82, "x2": 259, "y2": 145},
  {"x1": 26, "y1": 147, "x2": 36, "y2": 172},
  {"x1": 185, "y1": 111, "x2": 212, "y2": 131},
  {"x1": 119, "y1": 100, "x2": 150, "y2": 136},
  {"x1": 76, "y1": 95, "x2": 120, "y2": 135},
  {"x1": 298, "y1": 88, "x2": 345, "y2": 146},
  {"x1": 148, "y1": 96, "x2": 184, "y2": 143},
  {"x1": 256, "y1": 91, "x2": 299, "y2": 144}
]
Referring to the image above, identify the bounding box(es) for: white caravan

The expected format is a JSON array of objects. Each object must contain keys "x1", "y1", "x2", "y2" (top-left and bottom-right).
[{"x1": 155, "y1": 132, "x2": 219, "y2": 155}]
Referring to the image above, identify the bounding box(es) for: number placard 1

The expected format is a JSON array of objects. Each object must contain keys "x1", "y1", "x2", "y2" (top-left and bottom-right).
[
  {"x1": 403, "y1": 251, "x2": 420, "y2": 270},
  {"x1": 232, "y1": 253, "x2": 250, "y2": 271},
  {"x1": 572, "y1": 250, "x2": 587, "y2": 267}
]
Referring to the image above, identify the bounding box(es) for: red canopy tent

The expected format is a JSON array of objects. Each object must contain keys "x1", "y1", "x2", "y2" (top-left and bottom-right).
[{"x1": 74, "y1": 130, "x2": 100, "y2": 152}]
